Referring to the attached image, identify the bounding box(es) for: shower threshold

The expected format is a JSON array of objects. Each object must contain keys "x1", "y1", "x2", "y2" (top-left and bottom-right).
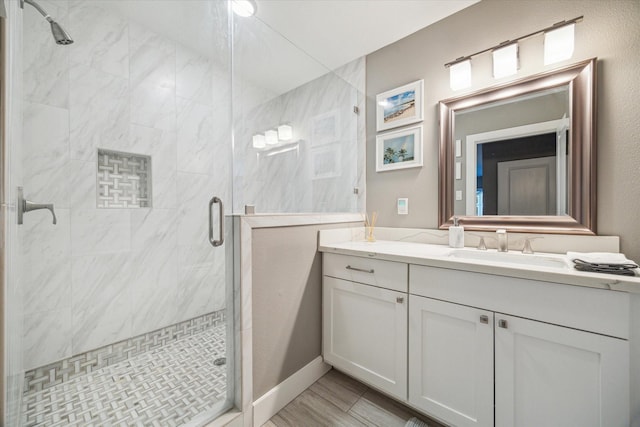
[{"x1": 22, "y1": 323, "x2": 227, "y2": 426}]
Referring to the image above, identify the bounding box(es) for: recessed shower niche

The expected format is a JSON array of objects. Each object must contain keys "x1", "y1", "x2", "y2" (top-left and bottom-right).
[{"x1": 97, "y1": 149, "x2": 152, "y2": 208}]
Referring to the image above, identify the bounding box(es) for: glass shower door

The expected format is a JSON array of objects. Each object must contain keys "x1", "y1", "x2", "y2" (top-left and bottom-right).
[
  {"x1": 231, "y1": 5, "x2": 364, "y2": 215},
  {"x1": 4, "y1": 0, "x2": 237, "y2": 425}
]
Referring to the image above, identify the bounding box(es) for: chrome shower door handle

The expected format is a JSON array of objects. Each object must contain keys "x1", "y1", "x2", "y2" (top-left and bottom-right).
[{"x1": 209, "y1": 196, "x2": 224, "y2": 247}]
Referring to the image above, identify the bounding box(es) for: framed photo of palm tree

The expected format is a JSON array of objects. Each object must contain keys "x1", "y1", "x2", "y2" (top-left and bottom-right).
[{"x1": 376, "y1": 125, "x2": 423, "y2": 172}]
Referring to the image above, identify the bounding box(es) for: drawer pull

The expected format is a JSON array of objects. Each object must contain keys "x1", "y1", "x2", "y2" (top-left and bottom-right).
[
  {"x1": 498, "y1": 319, "x2": 508, "y2": 329},
  {"x1": 396, "y1": 297, "x2": 404, "y2": 303},
  {"x1": 480, "y1": 315, "x2": 489, "y2": 324},
  {"x1": 346, "y1": 265, "x2": 375, "y2": 274}
]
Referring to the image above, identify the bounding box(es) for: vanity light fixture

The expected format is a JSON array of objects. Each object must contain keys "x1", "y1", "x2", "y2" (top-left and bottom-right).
[
  {"x1": 253, "y1": 124, "x2": 296, "y2": 150},
  {"x1": 492, "y1": 42, "x2": 519, "y2": 78},
  {"x1": 265, "y1": 129, "x2": 278, "y2": 145},
  {"x1": 544, "y1": 23, "x2": 575, "y2": 65},
  {"x1": 252, "y1": 134, "x2": 266, "y2": 149},
  {"x1": 444, "y1": 16, "x2": 582, "y2": 90},
  {"x1": 449, "y1": 59, "x2": 472, "y2": 91},
  {"x1": 277, "y1": 124, "x2": 293, "y2": 141}
]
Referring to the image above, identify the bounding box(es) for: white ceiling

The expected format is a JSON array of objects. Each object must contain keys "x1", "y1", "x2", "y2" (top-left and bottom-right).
[
  {"x1": 101, "y1": 0, "x2": 479, "y2": 96},
  {"x1": 254, "y1": 0, "x2": 479, "y2": 72},
  {"x1": 236, "y1": 0, "x2": 478, "y2": 96}
]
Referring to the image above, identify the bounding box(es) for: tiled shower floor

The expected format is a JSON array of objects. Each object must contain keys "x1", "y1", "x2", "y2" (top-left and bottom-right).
[{"x1": 22, "y1": 324, "x2": 227, "y2": 426}]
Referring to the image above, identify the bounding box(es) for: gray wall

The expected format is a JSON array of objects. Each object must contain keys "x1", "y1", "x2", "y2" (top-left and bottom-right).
[
  {"x1": 251, "y1": 222, "x2": 359, "y2": 400},
  {"x1": 366, "y1": 0, "x2": 640, "y2": 262}
]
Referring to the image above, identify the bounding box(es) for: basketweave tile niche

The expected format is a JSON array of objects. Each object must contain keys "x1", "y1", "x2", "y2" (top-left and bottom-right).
[{"x1": 97, "y1": 149, "x2": 152, "y2": 208}]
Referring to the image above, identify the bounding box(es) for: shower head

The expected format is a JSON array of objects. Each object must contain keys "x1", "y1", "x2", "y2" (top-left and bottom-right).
[
  {"x1": 49, "y1": 20, "x2": 73, "y2": 45},
  {"x1": 22, "y1": 0, "x2": 74, "y2": 45}
]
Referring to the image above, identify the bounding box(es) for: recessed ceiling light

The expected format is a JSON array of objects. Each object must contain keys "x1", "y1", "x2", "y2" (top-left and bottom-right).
[{"x1": 232, "y1": 0, "x2": 257, "y2": 17}]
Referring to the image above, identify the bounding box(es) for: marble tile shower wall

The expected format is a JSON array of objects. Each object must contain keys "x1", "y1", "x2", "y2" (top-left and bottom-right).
[
  {"x1": 21, "y1": 0, "x2": 230, "y2": 370},
  {"x1": 234, "y1": 57, "x2": 365, "y2": 214}
]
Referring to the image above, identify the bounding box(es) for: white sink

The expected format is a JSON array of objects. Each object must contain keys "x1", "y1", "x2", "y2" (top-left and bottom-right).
[{"x1": 449, "y1": 249, "x2": 569, "y2": 269}]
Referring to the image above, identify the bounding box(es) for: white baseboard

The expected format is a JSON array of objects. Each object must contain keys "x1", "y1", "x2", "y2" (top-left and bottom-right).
[{"x1": 252, "y1": 356, "x2": 331, "y2": 427}]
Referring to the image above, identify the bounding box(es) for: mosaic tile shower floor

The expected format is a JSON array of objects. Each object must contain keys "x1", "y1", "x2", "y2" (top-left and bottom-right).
[{"x1": 22, "y1": 324, "x2": 227, "y2": 426}]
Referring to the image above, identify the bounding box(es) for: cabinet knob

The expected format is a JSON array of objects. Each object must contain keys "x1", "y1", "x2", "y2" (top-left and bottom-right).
[
  {"x1": 396, "y1": 297, "x2": 404, "y2": 303},
  {"x1": 498, "y1": 319, "x2": 508, "y2": 329},
  {"x1": 480, "y1": 315, "x2": 489, "y2": 324}
]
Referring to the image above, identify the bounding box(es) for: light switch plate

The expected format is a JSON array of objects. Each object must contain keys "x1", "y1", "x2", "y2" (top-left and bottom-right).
[
  {"x1": 456, "y1": 190, "x2": 463, "y2": 201},
  {"x1": 455, "y1": 139, "x2": 461, "y2": 157},
  {"x1": 397, "y1": 198, "x2": 409, "y2": 215},
  {"x1": 455, "y1": 161, "x2": 461, "y2": 180}
]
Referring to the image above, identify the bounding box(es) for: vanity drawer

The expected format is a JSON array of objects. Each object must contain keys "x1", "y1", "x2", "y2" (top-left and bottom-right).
[
  {"x1": 323, "y1": 253, "x2": 408, "y2": 292},
  {"x1": 410, "y1": 265, "x2": 630, "y2": 339}
]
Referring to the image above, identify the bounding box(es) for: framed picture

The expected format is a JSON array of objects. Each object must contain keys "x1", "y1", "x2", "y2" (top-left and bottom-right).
[
  {"x1": 311, "y1": 144, "x2": 341, "y2": 179},
  {"x1": 311, "y1": 109, "x2": 340, "y2": 146},
  {"x1": 376, "y1": 125, "x2": 423, "y2": 172},
  {"x1": 376, "y1": 79, "x2": 424, "y2": 131}
]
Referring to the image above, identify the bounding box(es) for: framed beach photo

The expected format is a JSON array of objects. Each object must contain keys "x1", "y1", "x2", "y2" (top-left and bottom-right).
[
  {"x1": 376, "y1": 79, "x2": 424, "y2": 131},
  {"x1": 376, "y1": 125, "x2": 423, "y2": 172}
]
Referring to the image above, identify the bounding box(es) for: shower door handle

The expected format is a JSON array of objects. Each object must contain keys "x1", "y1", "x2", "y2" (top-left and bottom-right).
[{"x1": 209, "y1": 196, "x2": 224, "y2": 247}]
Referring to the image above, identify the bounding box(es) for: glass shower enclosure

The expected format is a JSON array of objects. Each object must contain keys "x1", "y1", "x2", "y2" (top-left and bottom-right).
[
  {"x1": 2, "y1": 0, "x2": 363, "y2": 425},
  {"x1": 5, "y1": 0, "x2": 236, "y2": 425}
]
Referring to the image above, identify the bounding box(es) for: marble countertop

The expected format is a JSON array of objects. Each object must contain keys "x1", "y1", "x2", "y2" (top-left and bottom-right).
[{"x1": 319, "y1": 238, "x2": 640, "y2": 294}]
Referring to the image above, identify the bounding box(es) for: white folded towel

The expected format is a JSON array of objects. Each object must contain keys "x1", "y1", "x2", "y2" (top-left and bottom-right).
[{"x1": 566, "y1": 252, "x2": 636, "y2": 265}]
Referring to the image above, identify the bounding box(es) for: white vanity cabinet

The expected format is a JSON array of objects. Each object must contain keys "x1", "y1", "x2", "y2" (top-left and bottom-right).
[
  {"x1": 410, "y1": 265, "x2": 631, "y2": 427},
  {"x1": 494, "y1": 313, "x2": 629, "y2": 427},
  {"x1": 322, "y1": 253, "x2": 408, "y2": 400},
  {"x1": 408, "y1": 296, "x2": 494, "y2": 427}
]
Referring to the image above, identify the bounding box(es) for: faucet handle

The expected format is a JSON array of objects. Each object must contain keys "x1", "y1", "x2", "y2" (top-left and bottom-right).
[
  {"x1": 469, "y1": 233, "x2": 495, "y2": 250},
  {"x1": 477, "y1": 237, "x2": 487, "y2": 251},
  {"x1": 522, "y1": 236, "x2": 543, "y2": 254}
]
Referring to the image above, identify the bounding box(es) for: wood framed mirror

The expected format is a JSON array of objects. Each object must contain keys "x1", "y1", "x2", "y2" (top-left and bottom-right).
[{"x1": 439, "y1": 58, "x2": 596, "y2": 235}]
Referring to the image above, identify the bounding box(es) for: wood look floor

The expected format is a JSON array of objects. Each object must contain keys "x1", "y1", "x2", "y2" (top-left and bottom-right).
[{"x1": 263, "y1": 369, "x2": 446, "y2": 427}]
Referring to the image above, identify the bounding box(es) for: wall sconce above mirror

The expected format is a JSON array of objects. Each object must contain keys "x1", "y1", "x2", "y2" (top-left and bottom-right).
[
  {"x1": 438, "y1": 58, "x2": 597, "y2": 235},
  {"x1": 445, "y1": 16, "x2": 582, "y2": 90}
]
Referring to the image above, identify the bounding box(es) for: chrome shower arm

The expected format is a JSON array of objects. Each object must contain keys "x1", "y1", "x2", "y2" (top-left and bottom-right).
[
  {"x1": 22, "y1": 0, "x2": 74, "y2": 44},
  {"x1": 22, "y1": 0, "x2": 52, "y2": 21}
]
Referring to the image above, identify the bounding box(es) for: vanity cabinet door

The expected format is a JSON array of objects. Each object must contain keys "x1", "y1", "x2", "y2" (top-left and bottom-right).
[
  {"x1": 495, "y1": 314, "x2": 630, "y2": 427},
  {"x1": 323, "y1": 276, "x2": 407, "y2": 400},
  {"x1": 408, "y1": 296, "x2": 494, "y2": 427}
]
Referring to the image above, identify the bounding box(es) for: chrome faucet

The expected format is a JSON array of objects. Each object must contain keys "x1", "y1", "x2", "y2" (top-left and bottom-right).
[
  {"x1": 17, "y1": 187, "x2": 57, "y2": 225},
  {"x1": 496, "y1": 229, "x2": 508, "y2": 252}
]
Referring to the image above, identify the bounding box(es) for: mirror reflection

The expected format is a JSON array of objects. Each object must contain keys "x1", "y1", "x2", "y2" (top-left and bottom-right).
[{"x1": 454, "y1": 86, "x2": 570, "y2": 217}]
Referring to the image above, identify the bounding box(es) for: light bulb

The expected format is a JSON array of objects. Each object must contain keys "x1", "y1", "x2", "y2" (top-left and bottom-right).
[
  {"x1": 493, "y1": 43, "x2": 518, "y2": 78},
  {"x1": 544, "y1": 23, "x2": 575, "y2": 65},
  {"x1": 278, "y1": 124, "x2": 293, "y2": 141},
  {"x1": 252, "y1": 134, "x2": 265, "y2": 149},
  {"x1": 450, "y1": 59, "x2": 471, "y2": 91},
  {"x1": 265, "y1": 129, "x2": 278, "y2": 145},
  {"x1": 231, "y1": 0, "x2": 256, "y2": 17}
]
